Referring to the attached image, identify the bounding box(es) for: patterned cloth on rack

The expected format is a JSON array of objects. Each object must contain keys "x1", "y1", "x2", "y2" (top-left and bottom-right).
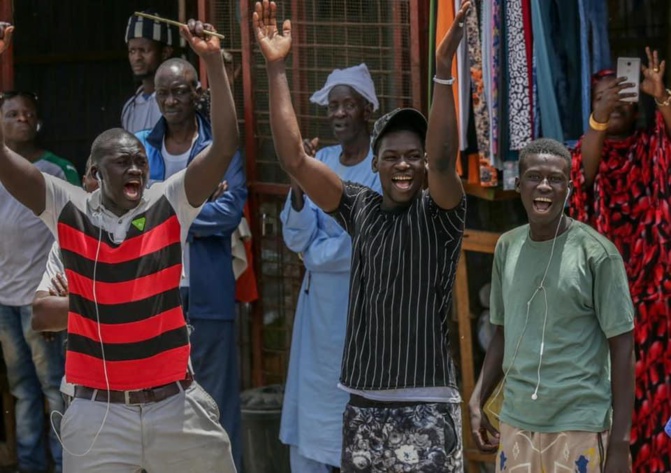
[
  {"x1": 464, "y1": 0, "x2": 490, "y2": 162},
  {"x1": 505, "y1": 0, "x2": 532, "y2": 149},
  {"x1": 482, "y1": 0, "x2": 502, "y2": 167}
]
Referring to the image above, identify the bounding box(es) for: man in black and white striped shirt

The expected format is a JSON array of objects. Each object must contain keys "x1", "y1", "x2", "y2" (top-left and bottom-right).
[{"x1": 254, "y1": 1, "x2": 470, "y2": 471}]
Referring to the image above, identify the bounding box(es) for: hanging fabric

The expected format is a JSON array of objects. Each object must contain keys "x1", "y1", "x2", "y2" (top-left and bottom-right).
[
  {"x1": 482, "y1": 0, "x2": 502, "y2": 167},
  {"x1": 531, "y1": 0, "x2": 564, "y2": 142},
  {"x1": 505, "y1": 0, "x2": 533, "y2": 149},
  {"x1": 578, "y1": 0, "x2": 612, "y2": 131},
  {"x1": 464, "y1": 1, "x2": 497, "y2": 185}
]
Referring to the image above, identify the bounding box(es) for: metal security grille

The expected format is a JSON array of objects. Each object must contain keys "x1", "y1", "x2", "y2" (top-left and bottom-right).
[
  {"x1": 210, "y1": 0, "x2": 423, "y2": 386},
  {"x1": 253, "y1": 0, "x2": 422, "y2": 184}
]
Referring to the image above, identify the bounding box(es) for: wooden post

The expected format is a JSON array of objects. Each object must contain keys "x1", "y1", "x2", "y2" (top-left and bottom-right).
[{"x1": 455, "y1": 229, "x2": 501, "y2": 472}]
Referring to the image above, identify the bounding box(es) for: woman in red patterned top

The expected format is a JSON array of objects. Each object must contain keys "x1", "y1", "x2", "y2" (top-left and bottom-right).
[{"x1": 570, "y1": 47, "x2": 671, "y2": 473}]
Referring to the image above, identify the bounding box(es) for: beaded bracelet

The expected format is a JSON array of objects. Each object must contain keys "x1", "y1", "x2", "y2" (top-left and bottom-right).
[
  {"x1": 433, "y1": 75, "x2": 455, "y2": 86},
  {"x1": 654, "y1": 89, "x2": 671, "y2": 107}
]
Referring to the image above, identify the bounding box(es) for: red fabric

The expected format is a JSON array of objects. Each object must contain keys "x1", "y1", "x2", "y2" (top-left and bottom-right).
[
  {"x1": 65, "y1": 346, "x2": 190, "y2": 391},
  {"x1": 58, "y1": 216, "x2": 181, "y2": 263},
  {"x1": 59, "y1": 202, "x2": 189, "y2": 391},
  {"x1": 68, "y1": 307, "x2": 185, "y2": 344},
  {"x1": 570, "y1": 112, "x2": 671, "y2": 473},
  {"x1": 235, "y1": 204, "x2": 259, "y2": 303},
  {"x1": 66, "y1": 265, "x2": 182, "y2": 304}
]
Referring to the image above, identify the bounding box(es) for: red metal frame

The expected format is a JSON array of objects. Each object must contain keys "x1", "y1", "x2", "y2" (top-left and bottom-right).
[
  {"x1": 196, "y1": 0, "x2": 209, "y2": 89},
  {"x1": 239, "y1": 0, "x2": 266, "y2": 388},
  {"x1": 0, "y1": 0, "x2": 14, "y2": 90},
  {"x1": 290, "y1": 0, "x2": 309, "y2": 120},
  {"x1": 410, "y1": 0, "x2": 425, "y2": 112}
]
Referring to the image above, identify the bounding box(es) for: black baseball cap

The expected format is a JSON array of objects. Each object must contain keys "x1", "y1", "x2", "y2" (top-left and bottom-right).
[{"x1": 370, "y1": 108, "x2": 428, "y2": 155}]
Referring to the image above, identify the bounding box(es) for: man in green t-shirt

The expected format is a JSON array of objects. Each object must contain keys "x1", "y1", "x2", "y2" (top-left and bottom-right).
[
  {"x1": 469, "y1": 138, "x2": 635, "y2": 472},
  {"x1": 0, "y1": 91, "x2": 79, "y2": 185}
]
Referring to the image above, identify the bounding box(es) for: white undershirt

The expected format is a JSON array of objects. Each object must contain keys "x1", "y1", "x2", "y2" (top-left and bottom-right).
[{"x1": 161, "y1": 135, "x2": 198, "y2": 287}]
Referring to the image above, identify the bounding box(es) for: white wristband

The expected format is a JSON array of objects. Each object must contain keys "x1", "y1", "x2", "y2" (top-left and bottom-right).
[{"x1": 433, "y1": 75, "x2": 455, "y2": 86}]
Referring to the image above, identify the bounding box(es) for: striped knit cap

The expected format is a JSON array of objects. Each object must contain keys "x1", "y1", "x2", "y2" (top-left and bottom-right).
[{"x1": 125, "y1": 10, "x2": 178, "y2": 46}]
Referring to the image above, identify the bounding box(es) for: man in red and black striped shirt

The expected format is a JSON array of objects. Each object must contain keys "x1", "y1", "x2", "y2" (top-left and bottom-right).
[{"x1": 0, "y1": 20, "x2": 239, "y2": 473}]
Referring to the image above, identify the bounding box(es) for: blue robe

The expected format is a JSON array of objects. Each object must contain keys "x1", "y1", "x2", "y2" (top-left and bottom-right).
[{"x1": 279, "y1": 145, "x2": 381, "y2": 467}]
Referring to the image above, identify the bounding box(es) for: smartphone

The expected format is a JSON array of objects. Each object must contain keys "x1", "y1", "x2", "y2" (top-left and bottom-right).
[{"x1": 616, "y1": 57, "x2": 641, "y2": 102}]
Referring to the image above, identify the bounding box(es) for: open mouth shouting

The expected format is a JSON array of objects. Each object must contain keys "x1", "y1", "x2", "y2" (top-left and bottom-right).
[
  {"x1": 392, "y1": 175, "x2": 413, "y2": 191},
  {"x1": 123, "y1": 179, "x2": 143, "y2": 201},
  {"x1": 533, "y1": 196, "x2": 553, "y2": 213}
]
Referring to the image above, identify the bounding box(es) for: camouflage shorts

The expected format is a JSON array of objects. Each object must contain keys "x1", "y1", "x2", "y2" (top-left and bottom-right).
[{"x1": 341, "y1": 398, "x2": 463, "y2": 473}]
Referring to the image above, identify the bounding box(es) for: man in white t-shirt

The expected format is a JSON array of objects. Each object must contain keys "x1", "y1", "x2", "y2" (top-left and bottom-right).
[
  {"x1": 0, "y1": 122, "x2": 67, "y2": 473},
  {"x1": 0, "y1": 20, "x2": 241, "y2": 472}
]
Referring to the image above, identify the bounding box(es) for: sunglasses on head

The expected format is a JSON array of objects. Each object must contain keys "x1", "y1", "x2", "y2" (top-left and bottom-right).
[{"x1": 0, "y1": 90, "x2": 39, "y2": 102}]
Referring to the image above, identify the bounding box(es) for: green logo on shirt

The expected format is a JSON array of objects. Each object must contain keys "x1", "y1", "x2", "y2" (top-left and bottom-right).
[{"x1": 131, "y1": 217, "x2": 146, "y2": 232}]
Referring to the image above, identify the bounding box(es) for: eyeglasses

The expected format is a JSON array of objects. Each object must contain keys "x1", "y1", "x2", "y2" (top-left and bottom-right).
[{"x1": 0, "y1": 91, "x2": 39, "y2": 102}]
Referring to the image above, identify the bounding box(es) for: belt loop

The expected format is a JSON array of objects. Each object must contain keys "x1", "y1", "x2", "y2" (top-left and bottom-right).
[
  {"x1": 177, "y1": 380, "x2": 185, "y2": 393},
  {"x1": 91, "y1": 389, "x2": 99, "y2": 401},
  {"x1": 124, "y1": 390, "x2": 132, "y2": 405}
]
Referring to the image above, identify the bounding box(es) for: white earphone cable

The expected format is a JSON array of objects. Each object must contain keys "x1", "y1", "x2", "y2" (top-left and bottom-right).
[
  {"x1": 486, "y1": 189, "x2": 570, "y2": 417},
  {"x1": 51, "y1": 214, "x2": 111, "y2": 456}
]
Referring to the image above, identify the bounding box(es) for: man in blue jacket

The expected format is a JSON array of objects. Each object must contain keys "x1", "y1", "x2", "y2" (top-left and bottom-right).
[{"x1": 136, "y1": 56, "x2": 247, "y2": 472}]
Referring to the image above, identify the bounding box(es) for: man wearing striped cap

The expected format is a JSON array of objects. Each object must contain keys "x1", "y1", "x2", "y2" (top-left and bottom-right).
[{"x1": 121, "y1": 10, "x2": 177, "y2": 133}]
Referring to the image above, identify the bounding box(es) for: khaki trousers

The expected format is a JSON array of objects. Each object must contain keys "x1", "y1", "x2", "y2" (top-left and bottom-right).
[
  {"x1": 496, "y1": 422, "x2": 608, "y2": 473},
  {"x1": 61, "y1": 381, "x2": 236, "y2": 473}
]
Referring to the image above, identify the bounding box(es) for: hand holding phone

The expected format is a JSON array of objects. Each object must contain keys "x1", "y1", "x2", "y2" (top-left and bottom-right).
[{"x1": 616, "y1": 57, "x2": 641, "y2": 102}]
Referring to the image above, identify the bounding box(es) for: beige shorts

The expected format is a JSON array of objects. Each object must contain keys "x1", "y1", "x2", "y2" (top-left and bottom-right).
[{"x1": 496, "y1": 422, "x2": 608, "y2": 473}]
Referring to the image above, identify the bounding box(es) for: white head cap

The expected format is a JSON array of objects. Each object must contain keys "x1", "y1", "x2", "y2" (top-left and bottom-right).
[{"x1": 309, "y1": 63, "x2": 379, "y2": 111}]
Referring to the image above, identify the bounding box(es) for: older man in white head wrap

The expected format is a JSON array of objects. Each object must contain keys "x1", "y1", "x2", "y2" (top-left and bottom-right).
[{"x1": 278, "y1": 63, "x2": 381, "y2": 473}]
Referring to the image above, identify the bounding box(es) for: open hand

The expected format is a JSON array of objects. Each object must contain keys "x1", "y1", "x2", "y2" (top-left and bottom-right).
[
  {"x1": 469, "y1": 402, "x2": 500, "y2": 453},
  {"x1": 51, "y1": 273, "x2": 69, "y2": 297},
  {"x1": 0, "y1": 22, "x2": 13, "y2": 56},
  {"x1": 253, "y1": 1, "x2": 292, "y2": 64},
  {"x1": 302, "y1": 137, "x2": 319, "y2": 157},
  {"x1": 435, "y1": 1, "x2": 470, "y2": 75},
  {"x1": 641, "y1": 46, "x2": 668, "y2": 101},
  {"x1": 180, "y1": 20, "x2": 221, "y2": 60}
]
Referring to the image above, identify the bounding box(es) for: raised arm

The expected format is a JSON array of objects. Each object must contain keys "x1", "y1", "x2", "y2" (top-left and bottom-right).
[
  {"x1": 253, "y1": 1, "x2": 343, "y2": 212},
  {"x1": 641, "y1": 47, "x2": 671, "y2": 136},
  {"x1": 0, "y1": 25, "x2": 46, "y2": 214},
  {"x1": 181, "y1": 21, "x2": 239, "y2": 207},
  {"x1": 424, "y1": 2, "x2": 469, "y2": 210},
  {"x1": 579, "y1": 77, "x2": 628, "y2": 187}
]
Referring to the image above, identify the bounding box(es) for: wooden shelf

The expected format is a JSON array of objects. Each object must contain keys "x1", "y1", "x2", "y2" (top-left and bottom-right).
[{"x1": 463, "y1": 181, "x2": 519, "y2": 201}]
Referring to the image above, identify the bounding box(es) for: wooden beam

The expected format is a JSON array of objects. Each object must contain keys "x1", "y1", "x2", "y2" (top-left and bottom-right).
[{"x1": 455, "y1": 228, "x2": 500, "y2": 472}]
